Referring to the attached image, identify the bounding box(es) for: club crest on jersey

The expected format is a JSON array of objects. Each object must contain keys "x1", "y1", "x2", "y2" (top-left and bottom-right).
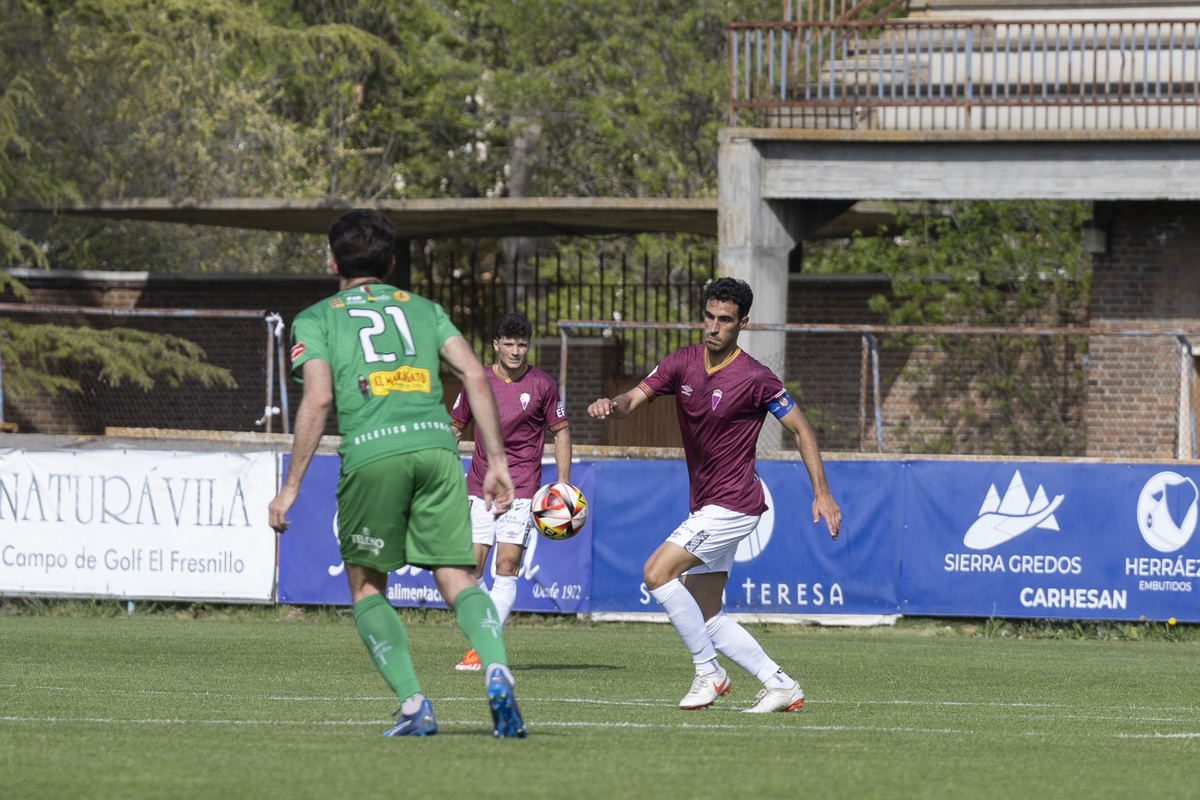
[
  {"x1": 520, "y1": 392, "x2": 531, "y2": 410},
  {"x1": 392, "y1": 290, "x2": 410, "y2": 301},
  {"x1": 291, "y1": 342, "x2": 306, "y2": 360},
  {"x1": 711, "y1": 389, "x2": 723, "y2": 411}
]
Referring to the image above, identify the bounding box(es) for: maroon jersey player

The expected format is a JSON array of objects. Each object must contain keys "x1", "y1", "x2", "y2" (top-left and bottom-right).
[
  {"x1": 588, "y1": 277, "x2": 840, "y2": 713},
  {"x1": 450, "y1": 312, "x2": 570, "y2": 670}
]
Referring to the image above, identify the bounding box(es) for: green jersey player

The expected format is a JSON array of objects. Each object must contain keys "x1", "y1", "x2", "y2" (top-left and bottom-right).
[{"x1": 269, "y1": 209, "x2": 526, "y2": 738}]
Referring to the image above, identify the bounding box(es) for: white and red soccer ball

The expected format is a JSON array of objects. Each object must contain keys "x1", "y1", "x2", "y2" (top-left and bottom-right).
[{"x1": 531, "y1": 482, "x2": 588, "y2": 540}]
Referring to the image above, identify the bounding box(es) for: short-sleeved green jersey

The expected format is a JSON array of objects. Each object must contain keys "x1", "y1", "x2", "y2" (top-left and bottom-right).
[{"x1": 289, "y1": 283, "x2": 461, "y2": 473}]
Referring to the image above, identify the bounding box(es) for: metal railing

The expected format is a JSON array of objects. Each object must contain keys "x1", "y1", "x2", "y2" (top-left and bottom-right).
[
  {"x1": 558, "y1": 319, "x2": 1200, "y2": 459},
  {"x1": 413, "y1": 250, "x2": 717, "y2": 378},
  {"x1": 730, "y1": 17, "x2": 1200, "y2": 129},
  {"x1": 0, "y1": 304, "x2": 288, "y2": 435}
]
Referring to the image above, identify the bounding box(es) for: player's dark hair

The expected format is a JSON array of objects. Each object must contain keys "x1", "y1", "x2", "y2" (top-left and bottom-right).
[
  {"x1": 327, "y1": 209, "x2": 396, "y2": 280},
  {"x1": 494, "y1": 312, "x2": 533, "y2": 341},
  {"x1": 705, "y1": 277, "x2": 754, "y2": 319}
]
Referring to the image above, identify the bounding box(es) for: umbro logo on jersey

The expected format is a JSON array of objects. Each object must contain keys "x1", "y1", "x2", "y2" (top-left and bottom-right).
[{"x1": 681, "y1": 385, "x2": 693, "y2": 396}]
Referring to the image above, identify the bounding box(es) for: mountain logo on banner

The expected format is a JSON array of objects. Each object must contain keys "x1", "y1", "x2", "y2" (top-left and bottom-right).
[
  {"x1": 1137, "y1": 471, "x2": 1198, "y2": 553},
  {"x1": 963, "y1": 470, "x2": 1064, "y2": 550}
]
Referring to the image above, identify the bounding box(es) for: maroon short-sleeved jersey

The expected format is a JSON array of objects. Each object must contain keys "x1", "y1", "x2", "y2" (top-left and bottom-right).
[
  {"x1": 451, "y1": 364, "x2": 567, "y2": 499},
  {"x1": 638, "y1": 344, "x2": 786, "y2": 514}
]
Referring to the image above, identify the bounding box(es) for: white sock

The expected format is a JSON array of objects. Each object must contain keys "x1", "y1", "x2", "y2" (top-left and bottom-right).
[
  {"x1": 650, "y1": 579, "x2": 718, "y2": 667},
  {"x1": 490, "y1": 575, "x2": 518, "y2": 626},
  {"x1": 400, "y1": 692, "x2": 426, "y2": 715},
  {"x1": 476, "y1": 576, "x2": 489, "y2": 591},
  {"x1": 485, "y1": 663, "x2": 514, "y2": 685},
  {"x1": 705, "y1": 613, "x2": 790, "y2": 686}
]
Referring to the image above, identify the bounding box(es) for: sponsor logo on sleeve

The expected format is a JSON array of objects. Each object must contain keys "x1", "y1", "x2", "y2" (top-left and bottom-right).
[{"x1": 291, "y1": 342, "x2": 306, "y2": 361}]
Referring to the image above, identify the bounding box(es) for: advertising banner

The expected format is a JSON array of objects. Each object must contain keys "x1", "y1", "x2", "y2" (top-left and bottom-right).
[
  {"x1": 277, "y1": 455, "x2": 593, "y2": 612},
  {"x1": 0, "y1": 449, "x2": 277, "y2": 601},
  {"x1": 589, "y1": 460, "x2": 902, "y2": 616},
  {"x1": 902, "y1": 461, "x2": 1200, "y2": 622}
]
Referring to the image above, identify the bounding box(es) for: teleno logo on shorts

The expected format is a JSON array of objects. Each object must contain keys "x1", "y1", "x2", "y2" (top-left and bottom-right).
[{"x1": 352, "y1": 531, "x2": 385, "y2": 556}]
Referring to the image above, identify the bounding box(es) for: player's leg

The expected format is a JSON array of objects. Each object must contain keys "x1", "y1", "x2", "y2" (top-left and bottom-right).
[
  {"x1": 408, "y1": 449, "x2": 526, "y2": 738},
  {"x1": 490, "y1": 499, "x2": 534, "y2": 626},
  {"x1": 643, "y1": 537, "x2": 729, "y2": 709},
  {"x1": 457, "y1": 497, "x2": 498, "y2": 670},
  {"x1": 347, "y1": 565, "x2": 436, "y2": 736},
  {"x1": 437, "y1": 566, "x2": 526, "y2": 738},
  {"x1": 469, "y1": 495, "x2": 497, "y2": 590},
  {"x1": 699, "y1": 607, "x2": 804, "y2": 712},
  {"x1": 336, "y1": 456, "x2": 436, "y2": 736},
  {"x1": 679, "y1": 523, "x2": 804, "y2": 713}
]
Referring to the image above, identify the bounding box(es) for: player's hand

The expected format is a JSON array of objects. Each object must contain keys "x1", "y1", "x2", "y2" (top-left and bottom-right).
[
  {"x1": 268, "y1": 486, "x2": 298, "y2": 534},
  {"x1": 588, "y1": 397, "x2": 618, "y2": 419},
  {"x1": 813, "y1": 493, "x2": 841, "y2": 541},
  {"x1": 482, "y1": 465, "x2": 514, "y2": 517}
]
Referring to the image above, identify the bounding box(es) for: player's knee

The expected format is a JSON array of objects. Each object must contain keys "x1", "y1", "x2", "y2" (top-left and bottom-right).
[{"x1": 643, "y1": 562, "x2": 674, "y2": 591}]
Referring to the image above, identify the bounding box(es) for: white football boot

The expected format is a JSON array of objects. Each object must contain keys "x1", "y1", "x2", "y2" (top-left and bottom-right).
[
  {"x1": 742, "y1": 681, "x2": 804, "y2": 713},
  {"x1": 679, "y1": 668, "x2": 731, "y2": 709}
]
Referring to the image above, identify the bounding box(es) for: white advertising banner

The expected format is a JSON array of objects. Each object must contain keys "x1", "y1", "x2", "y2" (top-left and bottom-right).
[{"x1": 0, "y1": 449, "x2": 278, "y2": 601}]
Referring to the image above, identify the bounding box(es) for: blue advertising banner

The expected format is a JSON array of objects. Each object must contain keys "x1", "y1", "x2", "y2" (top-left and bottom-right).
[
  {"x1": 589, "y1": 460, "x2": 901, "y2": 616},
  {"x1": 277, "y1": 454, "x2": 1200, "y2": 622},
  {"x1": 277, "y1": 455, "x2": 593, "y2": 613},
  {"x1": 902, "y1": 461, "x2": 1200, "y2": 622}
]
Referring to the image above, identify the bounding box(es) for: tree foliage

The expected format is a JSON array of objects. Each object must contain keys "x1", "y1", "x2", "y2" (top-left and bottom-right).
[
  {"x1": 0, "y1": 319, "x2": 237, "y2": 398},
  {"x1": 3, "y1": 0, "x2": 778, "y2": 275},
  {"x1": 806, "y1": 201, "x2": 1092, "y2": 456},
  {"x1": 0, "y1": 17, "x2": 237, "y2": 405}
]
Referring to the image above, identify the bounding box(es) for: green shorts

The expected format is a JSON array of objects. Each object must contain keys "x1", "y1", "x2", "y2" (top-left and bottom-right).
[{"x1": 335, "y1": 448, "x2": 474, "y2": 573}]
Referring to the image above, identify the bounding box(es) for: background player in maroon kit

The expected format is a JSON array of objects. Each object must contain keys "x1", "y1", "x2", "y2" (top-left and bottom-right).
[
  {"x1": 588, "y1": 277, "x2": 841, "y2": 713},
  {"x1": 451, "y1": 312, "x2": 571, "y2": 670}
]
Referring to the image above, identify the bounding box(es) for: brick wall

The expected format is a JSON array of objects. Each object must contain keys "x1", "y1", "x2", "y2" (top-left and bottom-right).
[
  {"x1": 7, "y1": 241, "x2": 1192, "y2": 458},
  {"x1": 1086, "y1": 201, "x2": 1200, "y2": 459}
]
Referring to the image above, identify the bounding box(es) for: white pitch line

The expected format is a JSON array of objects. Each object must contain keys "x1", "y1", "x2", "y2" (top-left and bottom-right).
[
  {"x1": 1116, "y1": 732, "x2": 1200, "y2": 739},
  {"x1": 0, "y1": 715, "x2": 969, "y2": 734},
  {"x1": 6, "y1": 684, "x2": 1200, "y2": 717},
  {"x1": 4, "y1": 714, "x2": 1196, "y2": 739}
]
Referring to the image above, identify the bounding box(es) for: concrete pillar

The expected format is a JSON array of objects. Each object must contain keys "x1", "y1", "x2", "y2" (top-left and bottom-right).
[
  {"x1": 718, "y1": 136, "x2": 793, "y2": 382},
  {"x1": 718, "y1": 134, "x2": 855, "y2": 450}
]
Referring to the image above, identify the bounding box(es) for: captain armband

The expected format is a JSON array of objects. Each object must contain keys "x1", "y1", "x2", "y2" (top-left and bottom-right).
[{"x1": 765, "y1": 390, "x2": 795, "y2": 420}]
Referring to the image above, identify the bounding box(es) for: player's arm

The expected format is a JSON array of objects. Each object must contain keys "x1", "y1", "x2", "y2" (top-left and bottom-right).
[
  {"x1": 449, "y1": 388, "x2": 470, "y2": 444},
  {"x1": 777, "y1": 402, "x2": 842, "y2": 541},
  {"x1": 439, "y1": 334, "x2": 513, "y2": 514},
  {"x1": 268, "y1": 358, "x2": 333, "y2": 534},
  {"x1": 552, "y1": 425, "x2": 571, "y2": 484},
  {"x1": 587, "y1": 385, "x2": 650, "y2": 421}
]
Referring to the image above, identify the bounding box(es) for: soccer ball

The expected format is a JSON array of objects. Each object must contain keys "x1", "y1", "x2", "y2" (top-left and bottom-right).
[{"x1": 531, "y1": 482, "x2": 588, "y2": 540}]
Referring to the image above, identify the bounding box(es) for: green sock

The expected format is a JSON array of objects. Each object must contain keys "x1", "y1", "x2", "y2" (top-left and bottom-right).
[
  {"x1": 353, "y1": 593, "x2": 420, "y2": 701},
  {"x1": 453, "y1": 587, "x2": 508, "y2": 670}
]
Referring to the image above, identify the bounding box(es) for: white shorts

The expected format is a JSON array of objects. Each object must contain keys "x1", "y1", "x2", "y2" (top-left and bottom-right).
[
  {"x1": 469, "y1": 496, "x2": 535, "y2": 549},
  {"x1": 666, "y1": 504, "x2": 762, "y2": 575}
]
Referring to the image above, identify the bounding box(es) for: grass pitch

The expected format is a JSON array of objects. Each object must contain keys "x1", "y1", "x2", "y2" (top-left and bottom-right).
[{"x1": 2, "y1": 608, "x2": 1198, "y2": 800}]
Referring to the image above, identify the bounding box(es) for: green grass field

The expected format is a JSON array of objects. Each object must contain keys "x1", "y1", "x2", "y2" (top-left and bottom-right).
[{"x1": 2, "y1": 608, "x2": 1198, "y2": 800}]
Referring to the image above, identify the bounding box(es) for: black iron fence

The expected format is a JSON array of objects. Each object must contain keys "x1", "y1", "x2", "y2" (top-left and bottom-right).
[{"x1": 411, "y1": 250, "x2": 717, "y2": 377}]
